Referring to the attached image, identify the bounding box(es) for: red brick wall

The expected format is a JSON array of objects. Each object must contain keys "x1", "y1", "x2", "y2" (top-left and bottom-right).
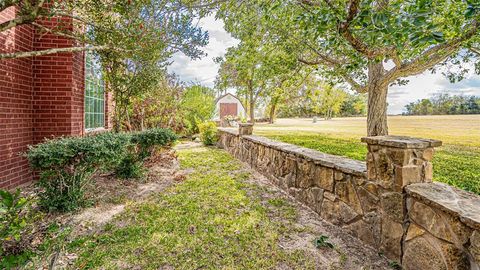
[
  {"x1": 72, "y1": 48, "x2": 85, "y2": 135},
  {"x1": 0, "y1": 7, "x2": 35, "y2": 189},
  {"x1": 0, "y1": 7, "x2": 104, "y2": 189},
  {"x1": 32, "y1": 16, "x2": 85, "y2": 143}
]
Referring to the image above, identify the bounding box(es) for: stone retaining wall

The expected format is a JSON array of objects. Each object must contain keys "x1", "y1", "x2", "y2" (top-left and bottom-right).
[{"x1": 217, "y1": 127, "x2": 480, "y2": 270}]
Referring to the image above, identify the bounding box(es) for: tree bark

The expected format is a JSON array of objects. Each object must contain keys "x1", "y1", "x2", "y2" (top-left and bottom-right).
[
  {"x1": 367, "y1": 62, "x2": 389, "y2": 136},
  {"x1": 269, "y1": 103, "x2": 276, "y2": 124},
  {"x1": 249, "y1": 99, "x2": 255, "y2": 124},
  {"x1": 269, "y1": 97, "x2": 279, "y2": 124},
  {"x1": 248, "y1": 84, "x2": 255, "y2": 124},
  {"x1": 0, "y1": 45, "x2": 113, "y2": 59}
]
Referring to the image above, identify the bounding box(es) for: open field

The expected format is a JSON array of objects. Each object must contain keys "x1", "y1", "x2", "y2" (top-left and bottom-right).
[{"x1": 254, "y1": 115, "x2": 480, "y2": 195}]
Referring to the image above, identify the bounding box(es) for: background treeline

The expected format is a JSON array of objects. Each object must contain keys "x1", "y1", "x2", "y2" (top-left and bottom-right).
[
  {"x1": 403, "y1": 92, "x2": 480, "y2": 115},
  {"x1": 275, "y1": 86, "x2": 367, "y2": 119}
]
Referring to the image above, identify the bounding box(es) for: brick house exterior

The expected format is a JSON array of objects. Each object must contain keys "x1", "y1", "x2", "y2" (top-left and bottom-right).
[{"x1": 0, "y1": 7, "x2": 112, "y2": 189}]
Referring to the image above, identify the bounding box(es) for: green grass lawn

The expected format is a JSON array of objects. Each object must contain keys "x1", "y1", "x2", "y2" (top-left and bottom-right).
[
  {"x1": 254, "y1": 130, "x2": 480, "y2": 195},
  {"x1": 67, "y1": 147, "x2": 315, "y2": 269}
]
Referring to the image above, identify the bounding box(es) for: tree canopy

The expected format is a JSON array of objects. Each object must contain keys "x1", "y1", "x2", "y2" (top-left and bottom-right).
[
  {"x1": 1, "y1": 0, "x2": 208, "y2": 60},
  {"x1": 214, "y1": 28, "x2": 299, "y2": 122},
  {"x1": 212, "y1": 0, "x2": 480, "y2": 135}
]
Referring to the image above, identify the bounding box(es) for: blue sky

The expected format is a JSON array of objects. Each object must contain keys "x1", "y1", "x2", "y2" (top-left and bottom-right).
[{"x1": 169, "y1": 16, "x2": 480, "y2": 115}]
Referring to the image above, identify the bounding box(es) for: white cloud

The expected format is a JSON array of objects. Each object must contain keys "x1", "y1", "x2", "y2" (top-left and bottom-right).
[
  {"x1": 169, "y1": 16, "x2": 480, "y2": 113},
  {"x1": 167, "y1": 15, "x2": 239, "y2": 87},
  {"x1": 389, "y1": 71, "x2": 480, "y2": 114}
]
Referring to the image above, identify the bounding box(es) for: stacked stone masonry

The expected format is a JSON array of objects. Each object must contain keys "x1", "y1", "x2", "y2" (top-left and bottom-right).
[{"x1": 217, "y1": 128, "x2": 480, "y2": 270}]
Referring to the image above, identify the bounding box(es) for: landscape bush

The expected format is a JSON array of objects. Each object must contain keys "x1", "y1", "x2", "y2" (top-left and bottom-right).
[
  {"x1": 26, "y1": 129, "x2": 178, "y2": 211},
  {"x1": 180, "y1": 85, "x2": 216, "y2": 135},
  {"x1": 115, "y1": 128, "x2": 178, "y2": 179},
  {"x1": 114, "y1": 153, "x2": 146, "y2": 179},
  {"x1": 198, "y1": 121, "x2": 218, "y2": 145},
  {"x1": 27, "y1": 132, "x2": 131, "y2": 211},
  {"x1": 130, "y1": 128, "x2": 178, "y2": 160},
  {"x1": 27, "y1": 132, "x2": 132, "y2": 173}
]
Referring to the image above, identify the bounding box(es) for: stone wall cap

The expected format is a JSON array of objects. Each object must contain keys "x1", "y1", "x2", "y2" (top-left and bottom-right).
[
  {"x1": 242, "y1": 135, "x2": 367, "y2": 177},
  {"x1": 218, "y1": 128, "x2": 239, "y2": 136},
  {"x1": 406, "y1": 182, "x2": 480, "y2": 230},
  {"x1": 361, "y1": 135, "x2": 442, "y2": 149},
  {"x1": 238, "y1": 123, "x2": 254, "y2": 127}
]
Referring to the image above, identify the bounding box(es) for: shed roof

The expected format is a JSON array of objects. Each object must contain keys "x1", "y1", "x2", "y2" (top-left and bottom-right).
[
  {"x1": 215, "y1": 93, "x2": 246, "y2": 111},
  {"x1": 216, "y1": 93, "x2": 241, "y2": 102}
]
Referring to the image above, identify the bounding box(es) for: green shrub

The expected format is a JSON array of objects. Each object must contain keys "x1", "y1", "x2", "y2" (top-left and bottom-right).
[
  {"x1": 36, "y1": 170, "x2": 92, "y2": 212},
  {"x1": 180, "y1": 85, "x2": 216, "y2": 135},
  {"x1": 26, "y1": 129, "x2": 178, "y2": 211},
  {"x1": 130, "y1": 128, "x2": 178, "y2": 160},
  {"x1": 116, "y1": 128, "x2": 178, "y2": 179},
  {"x1": 0, "y1": 189, "x2": 36, "y2": 268},
  {"x1": 27, "y1": 132, "x2": 132, "y2": 173},
  {"x1": 198, "y1": 121, "x2": 218, "y2": 145},
  {"x1": 27, "y1": 132, "x2": 131, "y2": 212},
  {"x1": 114, "y1": 153, "x2": 145, "y2": 179}
]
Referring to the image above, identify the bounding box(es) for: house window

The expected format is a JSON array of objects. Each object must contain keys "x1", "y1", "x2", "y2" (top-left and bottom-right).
[{"x1": 84, "y1": 52, "x2": 105, "y2": 130}]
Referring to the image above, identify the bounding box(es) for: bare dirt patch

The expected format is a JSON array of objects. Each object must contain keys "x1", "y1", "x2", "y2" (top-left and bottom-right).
[{"x1": 71, "y1": 149, "x2": 183, "y2": 229}]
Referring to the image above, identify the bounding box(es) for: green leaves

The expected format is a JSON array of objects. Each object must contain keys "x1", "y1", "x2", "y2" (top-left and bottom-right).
[
  {"x1": 314, "y1": 235, "x2": 334, "y2": 249},
  {"x1": 0, "y1": 188, "x2": 33, "y2": 266},
  {"x1": 180, "y1": 85, "x2": 216, "y2": 135},
  {"x1": 27, "y1": 129, "x2": 178, "y2": 211},
  {"x1": 198, "y1": 121, "x2": 218, "y2": 145},
  {"x1": 465, "y1": 0, "x2": 480, "y2": 18},
  {"x1": 217, "y1": 0, "x2": 479, "y2": 92}
]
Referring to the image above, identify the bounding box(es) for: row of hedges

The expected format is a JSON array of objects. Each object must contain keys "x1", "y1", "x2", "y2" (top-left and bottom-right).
[{"x1": 26, "y1": 128, "x2": 178, "y2": 212}]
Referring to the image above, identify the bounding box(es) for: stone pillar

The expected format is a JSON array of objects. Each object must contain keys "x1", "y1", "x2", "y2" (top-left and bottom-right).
[
  {"x1": 361, "y1": 135, "x2": 442, "y2": 261},
  {"x1": 238, "y1": 123, "x2": 253, "y2": 136}
]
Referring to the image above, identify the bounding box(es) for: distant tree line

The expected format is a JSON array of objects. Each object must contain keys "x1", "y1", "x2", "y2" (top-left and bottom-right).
[
  {"x1": 276, "y1": 80, "x2": 367, "y2": 119},
  {"x1": 403, "y1": 93, "x2": 480, "y2": 115}
]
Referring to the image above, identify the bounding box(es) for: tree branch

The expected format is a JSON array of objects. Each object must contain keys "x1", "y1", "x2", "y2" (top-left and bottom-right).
[
  {"x1": 337, "y1": 0, "x2": 390, "y2": 59},
  {"x1": 297, "y1": 57, "x2": 322, "y2": 65},
  {"x1": 31, "y1": 22, "x2": 79, "y2": 40},
  {"x1": 297, "y1": 57, "x2": 366, "y2": 93},
  {"x1": 0, "y1": 14, "x2": 33, "y2": 32},
  {"x1": 298, "y1": 0, "x2": 321, "y2": 7},
  {"x1": 384, "y1": 20, "x2": 480, "y2": 83},
  {"x1": 389, "y1": 47, "x2": 402, "y2": 68},
  {"x1": 0, "y1": 45, "x2": 114, "y2": 59},
  {"x1": 182, "y1": 0, "x2": 230, "y2": 9},
  {"x1": 344, "y1": 0, "x2": 360, "y2": 26},
  {"x1": 342, "y1": 74, "x2": 367, "y2": 93},
  {"x1": 0, "y1": 0, "x2": 46, "y2": 32},
  {"x1": 471, "y1": 46, "x2": 480, "y2": 56}
]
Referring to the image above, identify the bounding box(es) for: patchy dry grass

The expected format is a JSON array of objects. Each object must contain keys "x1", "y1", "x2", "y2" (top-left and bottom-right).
[
  {"x1": 66, "y1": 147, "x2": 315, "y2": 269},
  {"x1": 255, "y1": 116, "x2": 480, "y2": 195},
  {"x1": 22, "y1": 145, "x2": 393, "y2": 269}
]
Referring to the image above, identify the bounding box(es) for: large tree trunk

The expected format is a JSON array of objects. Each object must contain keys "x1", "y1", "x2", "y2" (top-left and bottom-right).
[
  {"x1": 269, "y1": 97, "x2": 278, "y2": 124},
  {"x1": 367, "y1": 62, "x2": 389, "y2": 136},
  {"x1": 249, "y1": 87, "x2": 255, "y2": 124},
  {"x1": 269, "y1": 103, "x2": 276, "y2": 124},
  {"x1": 249, "y1": 99, "x2": 255, "y2": 124}
]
